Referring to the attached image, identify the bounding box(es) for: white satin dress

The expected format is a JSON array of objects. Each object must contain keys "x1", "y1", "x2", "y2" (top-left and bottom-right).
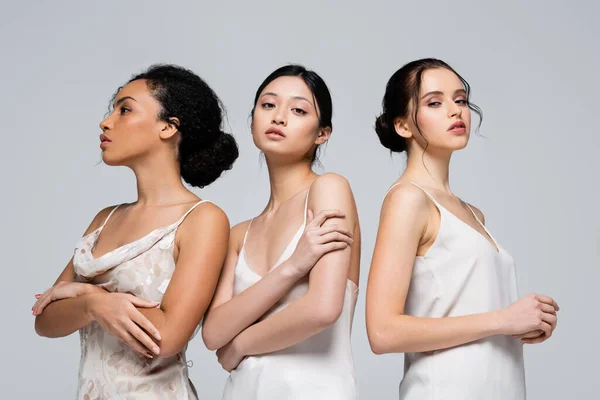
[
  {"x1": 389, "y1": 183, "x2": 526, "y2": 400},
  {"x1": 222, "y1": 194, "x2": 359, "y2": 400}
]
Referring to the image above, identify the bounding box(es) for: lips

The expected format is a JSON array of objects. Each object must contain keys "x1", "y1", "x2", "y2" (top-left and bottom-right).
[
  {"x1": 100, "y1": 134, "x2": 111, "y2": 143},
  {"x1": 265, "y1": 127, "x2": 285, "y2": 137},
  {"x1": 448, "y1": 121, "x2": 466, "y2": 131}
]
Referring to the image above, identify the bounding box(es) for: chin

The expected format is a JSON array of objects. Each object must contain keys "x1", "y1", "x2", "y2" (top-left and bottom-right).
[
  {"x1": 101, "y1": 151, "x2": 125, "y2": 166},
  {"x1": 448, "y1": 135, "x2": 470, "y2": 151}
]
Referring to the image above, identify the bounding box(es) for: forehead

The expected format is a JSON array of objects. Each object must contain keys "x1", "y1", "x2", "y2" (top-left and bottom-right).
[
  {"x1": 420, "y1": 68, "x2": 464, "y2": 94},
  {"x1": 261, "y1": 76, "x2": 313, "y2": 100},
  {"x1": 115, "y1": 79, "x2": 156, "y2": 104}
]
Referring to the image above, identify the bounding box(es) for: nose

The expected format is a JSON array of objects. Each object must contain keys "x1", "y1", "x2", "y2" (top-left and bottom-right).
[
  {"x1": 272, "y1": 109, "x2": 287, "y2": 126},
  {"x1": 99, "y1": 115, "x2": 111, "y2": 131},
  {"x1": 448, "y1": 101, "x2": 462, "y2": 119}
]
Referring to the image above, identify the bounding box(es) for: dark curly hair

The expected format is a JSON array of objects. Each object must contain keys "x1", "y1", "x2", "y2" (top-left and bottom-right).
[
  {"x1": 251, "y1": 64, "x2": 332, "y2": 166},
  {"x1": 375, "y1": 58, "x2": 482, "y2": 153},
  {"x1": 113, "y1": 64, "x2": 239, "y2": 187}
]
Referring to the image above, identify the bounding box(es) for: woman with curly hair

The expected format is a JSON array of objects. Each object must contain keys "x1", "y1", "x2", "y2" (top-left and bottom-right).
[{"x1": 32, "y1": 64, "x2": 239, "y2": 399}]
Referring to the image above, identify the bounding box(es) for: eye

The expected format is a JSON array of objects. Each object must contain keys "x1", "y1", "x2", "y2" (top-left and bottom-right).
[
  {"x1": 292, "y1": 108, "x2": 307, "y2": 115},
  {"x1": 261, "y1": 102, "x2": 275, "y2": 109},
  {"x1": 427, "y1": 101, "x2": 442, "y2": 107},
  {"x1": 455, "y1": 99, "x2": 468, "y2": 105},
  {"x1": 119, "y1": 106, "x2": 131, "y2": 114}
]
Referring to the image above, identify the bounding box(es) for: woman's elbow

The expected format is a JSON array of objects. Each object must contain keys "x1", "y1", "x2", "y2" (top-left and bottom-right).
[
  {"x1": 367, "y1": 323, "x2": 400, "y2": 355},
  {"x1": 201, "y1": 325, "x2": 221, "y2": 351},
  {"x1": 157, "y1": 336, "x2": 190, "y2": 359},
  {"x1": 34, "y1": 316, "x2": 58, "y2": 338},
  {"x1": 313, "y1": 301, "x2": 344, "y2": 328}
]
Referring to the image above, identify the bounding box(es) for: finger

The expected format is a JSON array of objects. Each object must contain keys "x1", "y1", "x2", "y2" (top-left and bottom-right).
[
  {"x1": 538, "y1": 321, "x2": 552, "y2": 338},
  {"x1": 310, "y1": 210, "x2": 345, "y2": 228},
  {"x1": 535, "y1": 294, "x2": 559, "y2": 311},
  {"x1": 32, "y1": 289, "x2": 51, "y2": 310},
  {"x1": 541, "y1": 312, "x2": 557, "y2": 331},
  {"x1": 318, "y1": 232, "x2": 354, "y2": 245},
  {"x1": 129, "y1": 308, "x2": 162, "y2": 341},
  {"x1": 522, "y1": 335, "x2": 547, "y2": 345},
  {"x1": 306, "y1": 209, "x2": 314, "y2": 224},
  {"x1": 322, "y1": 242, "x2": 350, "y2": 254},
  {"x1": 316, "y1": 225, "x2": 353, "y2": 238},
  {"x1": 33, "y1": 290, "x2": 52, "y2": 315},
  {"x1": 120, "y1": 331, "x2": 155, "y2": 358},
  {"x1": 513, "y1": 329, "x2": 543, "y2": 339},
  {"x1": 34, "y1": 294, "x2": 55, "y2": 316},
  {"x1": 124, "y1": 319, "x2": 160, "y2": 355},
  {"x1": 126, "y1": 294, "x2": 160, "y2": 309},
  {"x1": 540, "y1": 304, "x2": 556, "y2": 315}
]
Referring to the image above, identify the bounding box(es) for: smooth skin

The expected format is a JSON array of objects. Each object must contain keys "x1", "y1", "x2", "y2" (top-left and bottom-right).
[
  {"x1": 202, "y1": 76, "x2": 361, "y2": 372},
  {"x1": 366, "y1": 68, "x2": 558, "y2": 355},
  {"x1": 33, "y1": 79, "x2": 229, "y2": 359}
]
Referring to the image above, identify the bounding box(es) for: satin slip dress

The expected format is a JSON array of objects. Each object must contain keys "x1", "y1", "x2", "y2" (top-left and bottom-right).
[
  {"x1": 388, "y1": 182, "x2": 525, "y2": 400},
  {"x1": 222, "y1": 191, "x2": 359, "y2": 400},
  {"x1": 73, "y1": 201, "x2": 209, "y2": 399}
]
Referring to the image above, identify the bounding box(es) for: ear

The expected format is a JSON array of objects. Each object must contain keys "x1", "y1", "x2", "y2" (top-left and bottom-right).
[
  {"x1": 314, "y1": 126, "x2": 331, "y2": 145},
  {"x1": 394, "y1": 118, "x2": 412, "y2": 139},
  {"x1": 159, "y1": 117, "x2": 180, "y2": 140}
]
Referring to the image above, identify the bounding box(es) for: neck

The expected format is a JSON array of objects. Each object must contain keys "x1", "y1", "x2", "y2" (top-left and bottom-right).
[
  {"x1": 130, "y1": 152, "x2": 191, "y2": 206},
  {"x1": 264, "y1": 158, "x2": 316, "y2": 211},
  {"x1": 403, "y1": 147, "x2": 453, "y2": 193}
]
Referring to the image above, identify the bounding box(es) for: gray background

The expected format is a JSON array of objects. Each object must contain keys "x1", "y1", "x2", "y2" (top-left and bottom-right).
[{"x1": 2, "y1": 0, "x2": 598, "y2": 398}]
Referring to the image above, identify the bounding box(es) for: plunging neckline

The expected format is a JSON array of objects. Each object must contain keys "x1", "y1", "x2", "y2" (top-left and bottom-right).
[
  {"x1": 386, "y1": 182, "x2": 501, "y2": 254},
  {"x1": 241, "y1": 224, "x2": 305, "y2": 279},
  {"x1": 436, "y1": 201, "x2": 501, "y2": 254}
]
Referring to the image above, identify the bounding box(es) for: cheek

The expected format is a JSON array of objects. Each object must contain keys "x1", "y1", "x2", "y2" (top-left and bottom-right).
[{"x1": 415, "y1": 108, "x2": 443, "y2": 135}]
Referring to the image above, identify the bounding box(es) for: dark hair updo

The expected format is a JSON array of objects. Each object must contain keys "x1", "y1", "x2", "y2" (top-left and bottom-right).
[
  {"x1": 119, "y1": 64, "x2": 239, "y2": 187},
  {"x1": 251, "y1": 64, "x2": 333, "y2": 165},
  {"x1": 375, "y1": 58, "x2": 482, "y2": 153}
]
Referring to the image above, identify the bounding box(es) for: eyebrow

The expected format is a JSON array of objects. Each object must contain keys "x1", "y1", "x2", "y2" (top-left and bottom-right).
[
  {"x1": 421, "y1": 89, "x2": 467, "y2": 99},
  {"x1": 260, "y1": 92, "x2": 312, "y2": 104},
  {"x1": 113, "y1": 96, "x2": 137, "y2": 106}
]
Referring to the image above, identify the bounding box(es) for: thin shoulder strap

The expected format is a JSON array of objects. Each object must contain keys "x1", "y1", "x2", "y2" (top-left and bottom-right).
[
  {"x1": 464, "y1": 203, "x2": 484, "y2": 227},
  {"x1": 408, "y1": 182, "x2": 442, "y2": 207},
  {"x1": 302, "y1": 185, "x2": 312, "y2": 225},
  {"x1": 384, "y1": 181, "x2": 442, "y2": 208},
  {"x1": 101, "y1": 205, "x2": 122, "y2": 228},
  {"x1": 242, "y1": 218, "x2": 254, "y2": 248},
  {"x1": 175, "y1": 200, "x2": 212, "y2": 226}
]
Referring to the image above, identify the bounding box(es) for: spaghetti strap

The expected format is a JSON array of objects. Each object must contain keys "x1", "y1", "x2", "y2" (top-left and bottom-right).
[
  {"x1": 384, "y1": 181, "x2": 444, "y2": 214},
  {"x1": 242, "y1": 219, "x2": 254, "y2": 248},
  {"x1": 408, "y1": 182, "x2": 442, "y2": 207},
  {"x1": 302, "y1": 186, "x2": 311, "y2": 225},
  {"x1": 174, "y1": 200, "x2": 211, "y2": 226},
  {"x1": 101, "y1": 205, "x2": 122, "y2": 228},
  {"x1": 463, "y1": 203, "x2": 499, "y2": 249}
]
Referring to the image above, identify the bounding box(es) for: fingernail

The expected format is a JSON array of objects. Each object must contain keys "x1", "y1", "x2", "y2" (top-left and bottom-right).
[
  {"x1": 35, "y1": 294, "x2": 41, "y2": 297},
  {"x1": 155, "y1": 332, "x2": 162, "y2": 340},
  {"x1": 153, "y1": 346, "x2": 160, "y2": 354}
]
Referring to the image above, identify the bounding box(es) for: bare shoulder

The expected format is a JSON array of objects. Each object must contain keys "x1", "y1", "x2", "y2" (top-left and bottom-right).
[
  {"x1": 230, "y1": 219, "x2": 253, "y2": 252},
  {"x1": 466, "y1": 203, "x2": 485, "y2": 225},
  {"x1": 179, "y1": 201, "x2": 230, "y2": 238},
  {"x1": 310, "y1": 172, "x2": 353, "y2": 199},
  {"x1": 383, "y1": 182, "x2": 431, "y2": 215},
  {"x1": 84, "y1": 204, "x2": 121, "y2": 235}
]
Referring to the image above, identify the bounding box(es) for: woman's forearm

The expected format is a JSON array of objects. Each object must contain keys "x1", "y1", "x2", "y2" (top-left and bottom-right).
[
  {"x1": 368, "y1": 311, "x2": 503, "y2": 354},
  {"x1": 202, "y1": 260, "x2": 303, "y2": 350}
]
